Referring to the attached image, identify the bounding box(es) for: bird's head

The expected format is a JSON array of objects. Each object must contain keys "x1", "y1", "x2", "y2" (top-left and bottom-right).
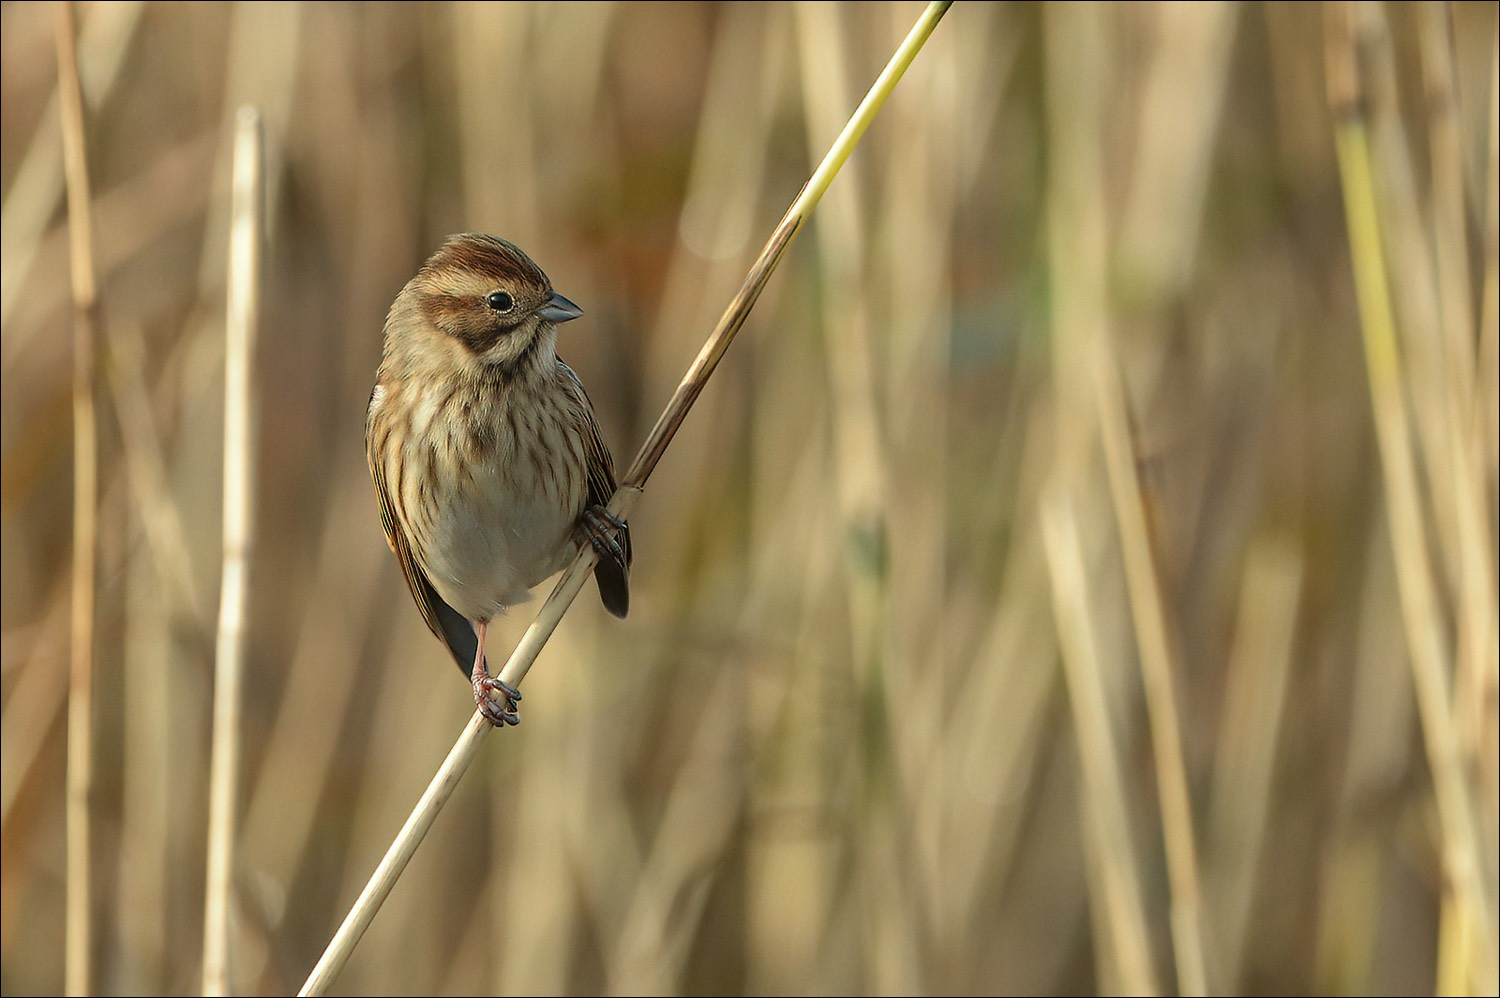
[{"x1": 394, "y1": 233, "x2": 583, "y2": 374}]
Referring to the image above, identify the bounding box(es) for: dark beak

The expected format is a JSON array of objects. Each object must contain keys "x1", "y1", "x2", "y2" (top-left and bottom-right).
[{"x1": 537, "y1": 291, "x2": 584, "y2": 324}]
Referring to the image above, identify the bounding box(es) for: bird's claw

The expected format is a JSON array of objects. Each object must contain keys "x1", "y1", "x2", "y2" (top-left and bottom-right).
[
  {"x1": 578, "y1": 505, "x2": 628, "y2": 571},
  {"x1": 473, "y1": 672, "x2": 522, "y2": 727}
]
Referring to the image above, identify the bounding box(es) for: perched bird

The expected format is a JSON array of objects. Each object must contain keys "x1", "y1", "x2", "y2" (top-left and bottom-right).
[{"x1": 366, "y1": 233, "x2": 630, "y2": 726}]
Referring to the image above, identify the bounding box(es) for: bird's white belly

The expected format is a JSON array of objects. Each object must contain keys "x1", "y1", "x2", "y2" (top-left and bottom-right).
[{"x1": 423, "y1": 474, "x2": 579, "y2": 622}]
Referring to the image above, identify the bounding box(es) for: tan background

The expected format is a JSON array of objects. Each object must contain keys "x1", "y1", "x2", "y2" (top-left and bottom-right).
[{"x1": 2, "y1": 2, "x2": 1497, "y2": 995}]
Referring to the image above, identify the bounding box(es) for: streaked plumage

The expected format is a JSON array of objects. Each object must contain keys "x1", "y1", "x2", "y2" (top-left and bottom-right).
[{"x1": 366, "y1": 233, "x2": 630, "y2": 725}]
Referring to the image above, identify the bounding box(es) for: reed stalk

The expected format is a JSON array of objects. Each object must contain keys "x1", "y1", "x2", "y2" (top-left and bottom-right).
[
  {"x1": 55, "y1": 4, "x2": 101, "y2": 992},
  {"x1": 201, "y1": 106, "x2": 264, "y2": 997},
  {"x1": 1325, "y1": 5, "x2": 1497, "y2": 992}
]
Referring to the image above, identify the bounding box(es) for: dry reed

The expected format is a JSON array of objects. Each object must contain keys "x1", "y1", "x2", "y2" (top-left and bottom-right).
[
  {"x1": 2, "y1": 3, "x2": 1496, "y2": 995},
  {"x1": 54, "y1": 4, "x2": 100, "y2": 992}
]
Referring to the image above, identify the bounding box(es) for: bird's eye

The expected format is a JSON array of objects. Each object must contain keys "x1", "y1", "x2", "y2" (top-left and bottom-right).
[{"x1": 486, "y1": 291, "x2": 515, "y2": 313}]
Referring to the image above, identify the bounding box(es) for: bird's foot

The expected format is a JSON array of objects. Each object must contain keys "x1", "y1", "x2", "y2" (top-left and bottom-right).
[
  {"x1": 472, "y1": 662, "x2": 522, "y2": 727},
  {"x1": 577, "y1": 505, "x2": 628, "y2": 571}
]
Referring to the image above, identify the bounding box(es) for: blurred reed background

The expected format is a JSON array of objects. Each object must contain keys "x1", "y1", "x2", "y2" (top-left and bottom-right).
[{"x1": 2, "y1": 1, "x2": 1497, "y2": 995}]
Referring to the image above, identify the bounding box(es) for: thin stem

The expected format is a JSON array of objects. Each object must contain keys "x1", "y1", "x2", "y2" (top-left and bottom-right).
[
  {"x1": 1092, "y1": 345, "x2": 1209, "y2": 996},
  {"x1": 1041, "y1": 4, "x2": 1189, "y2": 990},
  {"x1": 56, "y1": 4, "x2": 100, "y2": 994},
  {"x1": 1040, "y1": 490, "x2": 1160, "y2": 997},
  {"x1": 202, "y1": 106, "x2": 264, "y2": 997},
  {"x1": 1325, "y1": 5, "x2": 1498, "y2": 992}
]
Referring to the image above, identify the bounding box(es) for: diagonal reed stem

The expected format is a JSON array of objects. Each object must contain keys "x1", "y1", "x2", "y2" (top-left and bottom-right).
[
  {"x1": 56, "y1": 4, "x2": 100, "y2": 994},
  {"x1": 297, "y1": 3, "x2": 953, "y2": 994}
]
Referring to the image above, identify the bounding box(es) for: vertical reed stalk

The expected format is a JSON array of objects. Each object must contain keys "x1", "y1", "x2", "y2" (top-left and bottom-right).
[
  {"x1": 1480, "y1": 32, "x2": 1500, "y2": 865},
  {"x1": 1416, "y1": 16, "x2": 1500, "y2": 964},
  {"x1": 1485, "y1": 37, "x2": 1500, "y2": 489},
  {"x1": 1093, "y1": 343, "x2": 1209, "y2": 996},
  {"x1": 1324, "y1": 5, "x2": 1497, "y2": 992},
  {"x1": 1042, "y1": 4, "x2": 1199, "y2": 990},
  {"x1": 56, "y1": 4, "x2": 100, "y2": 993},
  {"x1": 1040, "y1": 492, "x2": 1160, "y2": 996},
  {"x1": 201, "y1": 106, "x2": 264, "y2": 997}
]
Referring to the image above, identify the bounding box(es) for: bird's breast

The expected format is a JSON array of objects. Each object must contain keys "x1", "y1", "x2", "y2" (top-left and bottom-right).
[{"x1": 397, "y1": 376, "x2": 588, "y2": 622}]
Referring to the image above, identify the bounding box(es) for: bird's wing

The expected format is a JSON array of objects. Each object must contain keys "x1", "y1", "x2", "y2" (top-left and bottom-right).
[
  {"x1": 367, "y1": 387, "x2": 483, "y2": 677},
  {"x1": 560, "y1": 363, "x2": 632, "y2": 618}
]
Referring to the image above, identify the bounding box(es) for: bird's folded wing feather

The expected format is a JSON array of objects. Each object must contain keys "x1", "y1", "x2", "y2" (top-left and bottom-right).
[
  {"x1": 562, "y1": 364, "x2": 632, "y2": 618},
  {"x1": 367, "y1": 395, "x2": 482, "y2": 676}
]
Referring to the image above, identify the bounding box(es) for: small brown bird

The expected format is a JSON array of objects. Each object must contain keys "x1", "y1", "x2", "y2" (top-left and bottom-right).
[{"x1": 366, "y1": 234, "x2": 630, "y2": 726}]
